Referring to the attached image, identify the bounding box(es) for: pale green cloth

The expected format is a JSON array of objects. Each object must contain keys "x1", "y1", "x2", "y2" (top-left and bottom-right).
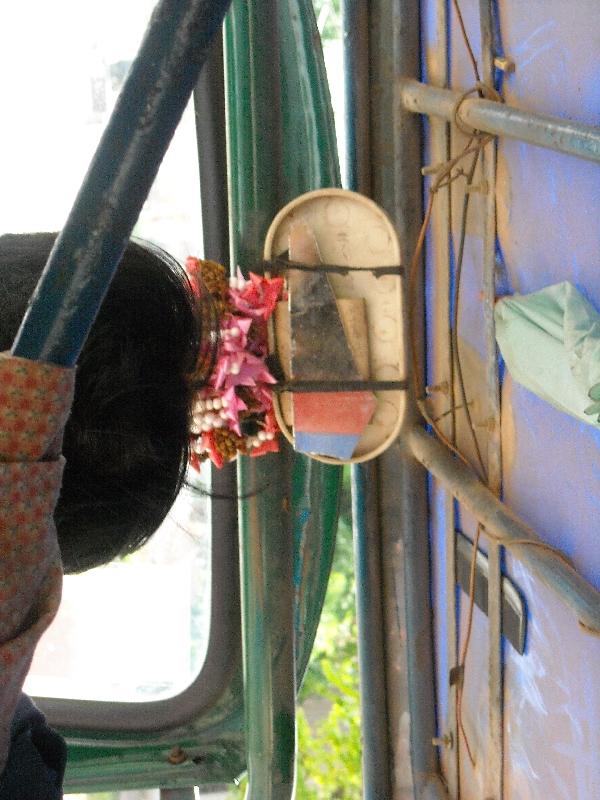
[{"x1": 495, "y1": 281, "x2": 600, "y2": 427}]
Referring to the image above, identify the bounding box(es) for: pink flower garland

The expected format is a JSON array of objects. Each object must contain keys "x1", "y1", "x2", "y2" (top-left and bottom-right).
[{"x1": 186, "y1": 258, "x2": 285, "y2": 469}]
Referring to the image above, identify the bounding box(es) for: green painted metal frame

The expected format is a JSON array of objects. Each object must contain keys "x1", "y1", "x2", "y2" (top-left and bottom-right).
[
  {"x1": 225, "y1": 1, "x2": 342, "y2": 796},
  {"x1": 53, "y1": 2, "x2": 342, "y2": 793}
]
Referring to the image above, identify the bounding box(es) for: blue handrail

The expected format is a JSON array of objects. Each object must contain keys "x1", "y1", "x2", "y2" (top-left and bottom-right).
[{"x1": 12, "y1": 0, "x2": 231, "y2": 367}]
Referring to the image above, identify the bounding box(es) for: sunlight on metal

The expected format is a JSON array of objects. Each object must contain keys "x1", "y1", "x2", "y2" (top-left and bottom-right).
[
  {"x1": 226, "y1": 4, "x2": 295, "y2": 798},
  {"x1": 344, "y1": 0, "x2": 393, "y2": 795},
  {"x1": 477, "y1": 2, "x2": 504, "y2": 796},
  {"x1": 225, "y1": 1, "x2": 341, "y2": 797},
  {"x1": 425, "y1": 0, "x2": 459, "y2": 792},
  {"x1": 401, "y1": 79, "x2": 600, "y2": 164},
  {"x1": 12, "y1": 0, "x2": 231, "y2": 366},
  {"x1": 351, "y1": 463, "x2": 391, "y2": 800},
  {"x1": 370, "y1": 0, "x2": 442, "y2": 795},
  {"x1": 409, "y1": 426, "x2": 600, "y2": 632}
]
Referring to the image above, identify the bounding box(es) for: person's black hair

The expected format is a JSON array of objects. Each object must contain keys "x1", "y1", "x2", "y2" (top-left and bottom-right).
[{"x1": 0, "y1": 232, "x2": 209, "y2": 574}]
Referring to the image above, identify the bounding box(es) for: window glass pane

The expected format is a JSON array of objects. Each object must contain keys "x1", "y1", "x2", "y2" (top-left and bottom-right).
[
  {"x1": 0, "y1": 1, "x2": 203, "y2": 261},
  {"x1": 1, "y1": 2, "x2": 211, "y2": 702},
  {"x1": 26, "y1": 470, "x2": 211, "y2": 702}
]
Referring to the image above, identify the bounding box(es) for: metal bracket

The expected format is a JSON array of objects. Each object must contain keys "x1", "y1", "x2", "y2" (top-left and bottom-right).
[{"x1": 455, "y1": 530, "x2": 527, "y2": 654}]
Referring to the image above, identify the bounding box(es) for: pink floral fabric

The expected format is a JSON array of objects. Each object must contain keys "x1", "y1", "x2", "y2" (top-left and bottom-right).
[{"x1": 0, "y1": 354, "x2": 74, "y2": 772}]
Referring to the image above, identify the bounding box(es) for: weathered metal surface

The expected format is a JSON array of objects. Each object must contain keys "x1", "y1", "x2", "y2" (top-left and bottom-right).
[
  {"x1": 225, "y1": 1, "x2": 341, "y2": 797},
  {"x1": 401, "y1": 79, "x2": 600, "y2": 164},
  {"x1": 478, "y1": 3, "x2": 504, "y2": 797},
  {"x1": 343, "y1": 1, "x2": 393, "y2": 795},
  {"x1": 455, "y1": 532, "x2": 526, "y2": 655},
  {"x1": 421, "y1": 2, "x2": 600, "y2": 796},
  {"x1": 351, "y1": 463, "x2": 393, "y2": 800},
  {"x1": 237, "y1": 451, "x2": 296, "y2": 799},
  {"x1": 421, "y1": 0, "x2": 459, "y2": 794},
  {"x1": 12, "y1": 0, "x2": 232, "y2": 367},
  {"x1": 421, "y1": 775, "x2": 453, "y2": 800},
  {"x1": 369, "y1": 0, "x2": 443, "y2": 794},
  {"x1": 409, "y1": 425, "x2": 600, "y2": 632},
  {"x1": 227, "y1": 3, "x2": 295, "y2": 797}
]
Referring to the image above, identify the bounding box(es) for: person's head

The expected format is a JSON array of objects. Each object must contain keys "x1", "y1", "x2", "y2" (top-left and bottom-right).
[{"x1": 0, "y1": 232, "x2": 209, "y2": 573}]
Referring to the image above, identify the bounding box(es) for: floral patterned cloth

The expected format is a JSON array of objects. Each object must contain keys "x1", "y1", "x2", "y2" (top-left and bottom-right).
[{"x1": 0, "y1": 354, "x2": 74, "y2": 774}]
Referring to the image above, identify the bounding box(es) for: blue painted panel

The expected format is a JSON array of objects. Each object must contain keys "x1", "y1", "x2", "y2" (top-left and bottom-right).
[{"x1": 422, "y1": 0, "x2": 600, "y2": 796}]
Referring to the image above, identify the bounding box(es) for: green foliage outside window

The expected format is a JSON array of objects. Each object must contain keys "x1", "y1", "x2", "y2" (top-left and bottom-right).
[{"x1": 312, "y1": 0, "x2": 342, "y2": 42}]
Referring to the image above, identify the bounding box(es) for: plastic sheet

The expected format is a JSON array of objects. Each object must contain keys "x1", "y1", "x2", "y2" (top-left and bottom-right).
[{"x1": 495, "y1": 281, "x2": 600, "y2": 427}]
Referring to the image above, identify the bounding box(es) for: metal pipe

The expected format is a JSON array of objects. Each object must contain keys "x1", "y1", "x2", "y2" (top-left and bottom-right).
[
  {"x1": 225, "y1": 0, "x2": 343, "y2": 789},
  {"x1": 425, "y1": 0, "x2": 458, "y2": 793},
  {"x1": 343, "y1": 0, "x2": 371, "y2": 195},
  {"x1": 351, "y1": 464, "x2": 392, "y2": 800},
  {"x1": 369, "y1": 0, "x2": 442, "y2": 795},
  {"x1": 478, "y1": 3, "x2": 504, "y2": 797},
  {"x1": 409, "y1": 425, "x2": 600, "y2": 632},
  {"x1": 343, "y1": 1, "x2": 392, "y2": 796},
  {"x1": 225, "y1": 3, "x2": 296, "y2": 796},
  {"x1": 401, "y1": 79, "x2": 600, "y2": 164},
  {"x1": 12, "y1": 0, "x2": 232, "y2": 366},
  {"x1": 194, "y1": 32, "x2": 230, "y2": 268},
  {"x1": 237, "y1": 452, "x2": 296, "y2": 800}
]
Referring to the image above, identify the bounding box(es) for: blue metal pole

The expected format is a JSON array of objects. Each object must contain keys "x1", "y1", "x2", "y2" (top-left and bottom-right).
[
  {"x1": 350, "y1": 464, "x2": 393, "y2": 799},
  {"x1": 12, "y1": 0, "x2": 232, "y2": 367}
]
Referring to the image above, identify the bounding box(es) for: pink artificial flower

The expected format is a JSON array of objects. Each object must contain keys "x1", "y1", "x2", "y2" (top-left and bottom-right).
[
  {"x1": 229, "y1": 269, "x2": 284, "y2": 321},
  {"x1": 249, "y1": 408, "x2": 281, "y2": 457},
  {"x1": 202, "y1": 431, "x2": 225, "y2": 469},
  {"x1": 186, "y1": 255, "x2": 283, "y2": 471},
  {"x1": 189, "y1": 450, "x2": 204, "y2": 472},
  {"x1": 220, "y1": 386, "x2": 247, "y2": 436},
  {"x1": 264, "y1": 408, "x2": 280, "y2": 435},
  {"x1": 220, "y1": 315, "x2": 253, "y2": 354},
  {"x1": 250, "y1": 436, "x2": 279, "y2": 458},
  {"x1": 185, "y1": 256, "x2": 202, "y2": 297},
  {"x1": 211, "y1": 352, "x2": 243, "y2": 389},
  {"x1": 213, "y1": 351, "x2": 278, "y2": 391},
  {"x1": 245, "y1": 383, "x2": 275, "y2": 414}
]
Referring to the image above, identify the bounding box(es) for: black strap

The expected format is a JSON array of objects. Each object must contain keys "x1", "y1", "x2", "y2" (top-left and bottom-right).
[
  {"x1": 273, "y1": 379, "x2": 408, "y2": 393},
  {"x1": 260, "y1": 257, "x2": 403, "y2": 278}
]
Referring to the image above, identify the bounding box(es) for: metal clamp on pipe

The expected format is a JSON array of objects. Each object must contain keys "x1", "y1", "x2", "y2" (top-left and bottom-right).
[{"x1": 399, "y1": 78, "x2": 600, "y2": 165}]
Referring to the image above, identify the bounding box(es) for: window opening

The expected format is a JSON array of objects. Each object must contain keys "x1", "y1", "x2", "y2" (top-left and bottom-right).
[
  {"x1": 2, "y1": 0, "x2": 211, "y2": 703},
  {"x1": 26, "y1": 468, "x2": 211, "y2": 703}
]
